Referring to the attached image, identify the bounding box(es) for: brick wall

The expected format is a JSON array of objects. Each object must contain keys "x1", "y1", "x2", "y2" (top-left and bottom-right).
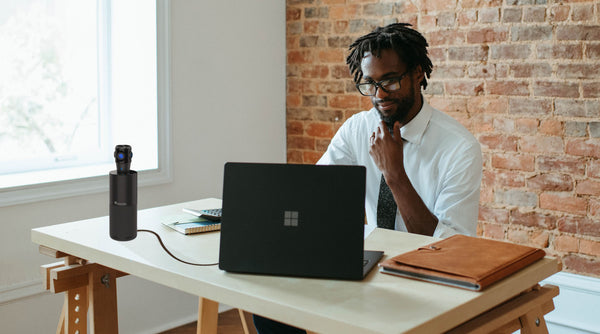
[{"x1": 286, "y1": 0, "x2": 600, "y2": 277}]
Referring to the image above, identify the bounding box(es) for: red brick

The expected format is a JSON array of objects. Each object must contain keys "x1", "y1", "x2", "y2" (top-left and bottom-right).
[
  {"x1": 583, "y1": 83, "x2": 600, "y2": 98},
  {"x1": 520, "y1": 135, "x2": 564, "y2": 154},
  {"x1": 540, "y1": 193, "x2": 587, "y2": 215},
  {"x1": 287, "y1": 136, "x2": 315, "y2": 150},
  {"x1": 515, "y1": 119, "x2": 538, "y2": 134},
  {"x1": 554, "y1": 235, "x2": 579, "y2": 253},
  {"x1": 302, "y1": 95, "x2": 327, "y2": 107},
  {"x1": 531, "y1": 230, "x2": 550, "y2": 248},
  {"x1": 287, "y1": 94, "x2": 301, "y2": 107},
  {"x1": 510, "y1": 210, "x2": 557, "y2": 229},
  {"x1": 301, "y1": 65, "x2": 329, "y2": 78},
  {"x1": 495, "y1": 171, "x2": 526, "y2": 187},
  {"x1": 288, "y1": 50, "x2": 314, "y2": 64},
  {"x1": 478, "y1": 7, "x2": 500, "y2": 23},
  {"x1": 579, "y1": 218, "x2": 600, "y2": 237},
  {"x1": 557, "y1": 25, "x2": 600, "y2": 41},
  {"x1": 287, "y1": 8, "x2": 302, "y2": 21},
  {"x1": 467, "y1": 96, "x2": 508, "y2": 114},
  {"x1": 492, "y1": 154, "x2": 535, "y2": 171},
  {"x1": 537, "y1": 43, "x2": 583, "y2": 59},
  {"x1": 566, "y1": 139, "x2": 600, "y2": 158},
  {"x1": 587, "y1": 159, "x2": 600, "y2": 178},
  {"x1": 448, "y1": 45, "x2": 488, "y2": 61},
  {"x1": 537, "y1": 155, "x2": 586, "y2": 176},
  {"x1": 317, "y1": 81, "x2": 345, "y2": 94},
  {"x1": 576, "y1": 179, "x2": 600, "y2": 196},
  {"x1": 511, "y1": 64, "x2": 552, "y2": 78},
  {"x1": 313, "y1": 109, "x2": 343, "y2": 122},
  {"x1": 458, "y1": 10, "x2": 477, "y2": 26},
  {"x1": 511, "y1": 26, "x2": 552, "y2": 41},
  {"x1": 534, "y1": 81, "x2": 580, "y2": 98},
  {"x1": 478, "y1": 134, "x2": 518, "y2": 151},
  {"x1": 490, "y1": 45, "x2": 531, "y2": 59},
  {"x1": 557, "y1": 64, "x2": 600, "y2": 80},
  {"x1": 316, "y1": 138, "x2": 331, "y2": 151},
  {"x1": 562, "y1": 254, "x2": 600, "y2": 276},
  {"x1": 487, "y1": 81, "x2": 529, "y2": 96},
  {"x1": 507, "y1": 228, "x2": 530, "y2": 245},
  {"x1": 508, "y1": 98, "x2": 552, "y2": 116},
  {"x1": 329, "y1": 95, "x2": 360, "y2": 109},
  {"x1": 557, "y1": 216, "x2": 579, "y2": 234},
  {"x1": 590, "y1": 199, "x2": 600, "y2": 218},
  {"x1": 445, "y1": 81, "x2": 484, "y2": 96},
  {"x1": 580, "y1": 239, "x2": 600, "y2": 257},
  {"x1": 481, "y1": 222, "x2": 506, "y2": 239},
  {"x1": 421, "y1": 0, "x2": 457, "y2": 11},
  {"x1": 586, "y1": 42, "x2": 600, "y2": 59},
  {"x1": 461, "y1": 0, "x2": 501, "y2": 8},
  {"x1": 305, "y1": 122, "x2": 334, "y2": 138},
  {"x1": 303, "y1": 151, "x2": 323, "y2": 164},
  {"x1": 478, "y1": 206, "x2": 509, "y2": 224},
  {"x1": 527, "y1": 174, "x2": 573, "y2": 192},
  {"x1": 287, "y1": 150, "x2": 303, "y2": 164},
  {"x1": 287, "y1": 108, "x2": 312, "y2": 121},
  {"x1": 318, "y1": 49, "x2": 344, "y2": 63},
  {"x1": 550, "y1": 5, "x2": 570, "y2": 22},
  {"x1": 523, "y1": 7, "x2": 546, "y2": 22},
  {"x1": 539, "y1": 120, "x2": 563, "y2": 136},
  {"x1": 331, "y1": 65, "x2": 351, "y2": 80},
  {"x1": 494, "y1": 118, "x2": 515, "y2": 133},
  {"x1": 287, "y1": 121, "x2": 304, "y2": 136},
  {"x1": 467, "y1": 27, "x2": 508, "y2": 44},
  {"x1": 332, "y1": 20, "x2": 349, "y2": 34}
]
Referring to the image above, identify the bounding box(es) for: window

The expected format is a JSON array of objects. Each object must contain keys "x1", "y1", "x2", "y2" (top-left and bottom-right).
[{"x1": 0, "y1": 0, "x2": 171, "y2": 206}]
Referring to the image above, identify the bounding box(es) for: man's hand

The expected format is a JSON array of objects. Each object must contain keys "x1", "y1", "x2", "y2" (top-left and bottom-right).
[
  {"x1": 369, "y1": 120, "x2": 438, "y2": 236},
  {"x1": 368, "y1": 120, "x2": 405, "y2": 183}
]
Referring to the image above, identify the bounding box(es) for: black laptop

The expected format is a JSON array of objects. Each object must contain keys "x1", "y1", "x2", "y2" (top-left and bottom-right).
[{"x1": 218, "y1": 162, "x2": 383, "y2": 280}]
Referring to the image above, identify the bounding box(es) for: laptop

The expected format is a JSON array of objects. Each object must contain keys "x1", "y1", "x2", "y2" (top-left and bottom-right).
[{"x1": 218, "y1": 162, "x2": 383, "y2": 280}]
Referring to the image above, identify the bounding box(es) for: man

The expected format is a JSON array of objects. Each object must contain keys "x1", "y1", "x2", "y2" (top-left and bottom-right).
[{"x1": 253, "y1": 23, "x2": 482, "y2": 333}]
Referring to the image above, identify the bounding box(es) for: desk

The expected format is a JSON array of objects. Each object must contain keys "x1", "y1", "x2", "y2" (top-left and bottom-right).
[{"x1": 32, "y1": 198, "x2": 560, "y2": 334}]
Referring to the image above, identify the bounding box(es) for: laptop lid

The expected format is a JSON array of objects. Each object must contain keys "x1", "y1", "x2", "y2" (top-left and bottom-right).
[{"x1": 219, "y1": 162, "x2": 380, "y2": 280}]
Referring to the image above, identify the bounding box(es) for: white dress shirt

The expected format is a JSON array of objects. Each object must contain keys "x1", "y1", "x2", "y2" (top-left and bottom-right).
[{"x1": 318, "y1": 98, "x2": 482, "y2": 238}]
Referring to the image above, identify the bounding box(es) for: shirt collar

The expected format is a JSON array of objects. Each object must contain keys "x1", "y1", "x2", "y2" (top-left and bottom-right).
[{"x1": 400, "y1": 97, "x2": 432, "y2": 145}]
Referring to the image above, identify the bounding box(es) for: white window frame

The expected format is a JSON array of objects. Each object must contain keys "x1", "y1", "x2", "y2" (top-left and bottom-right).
[{"x1": 0, "y1": 0, "x2": 172, "y2": 207}]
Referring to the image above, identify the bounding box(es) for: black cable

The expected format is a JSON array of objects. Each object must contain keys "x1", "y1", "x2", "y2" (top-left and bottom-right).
[{"x1": 137, "y1": 229, "x2": 219, "y2": 266}]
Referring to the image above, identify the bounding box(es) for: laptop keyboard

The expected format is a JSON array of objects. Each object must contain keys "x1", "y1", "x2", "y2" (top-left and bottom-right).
[{"x1": 363, "y1": 259, "x2": 369, "y2": 267}]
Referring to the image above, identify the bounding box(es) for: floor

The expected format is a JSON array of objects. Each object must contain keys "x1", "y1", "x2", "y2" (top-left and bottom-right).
[{"x1": 158, "y1": 309, "x2": 248, "y2": 334}]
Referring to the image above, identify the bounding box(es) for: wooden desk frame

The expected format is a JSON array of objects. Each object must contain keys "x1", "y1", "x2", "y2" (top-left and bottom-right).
[{"x1": 40, "y1": 244, "x2": 558, "y2": 334}]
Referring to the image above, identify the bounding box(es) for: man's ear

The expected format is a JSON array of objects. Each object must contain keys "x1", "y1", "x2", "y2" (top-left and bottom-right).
[{"x1": 413, "y1": 65, "x2": 425, "y2": 86}]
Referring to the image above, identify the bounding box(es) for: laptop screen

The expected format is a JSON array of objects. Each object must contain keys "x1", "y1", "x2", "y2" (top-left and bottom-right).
[{"x1": 218, "y1": 162, "x2": 368, "y2": 280}]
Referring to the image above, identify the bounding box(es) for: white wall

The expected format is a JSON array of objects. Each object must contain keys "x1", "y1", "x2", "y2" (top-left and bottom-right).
[{"x1": 0, "y1": 1, "x2": 286, "y2": 333}]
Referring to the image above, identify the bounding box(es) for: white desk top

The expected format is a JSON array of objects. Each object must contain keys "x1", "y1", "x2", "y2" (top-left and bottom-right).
[{"x1": 32, "y1": 198, "x2": 560, "y2": 334}]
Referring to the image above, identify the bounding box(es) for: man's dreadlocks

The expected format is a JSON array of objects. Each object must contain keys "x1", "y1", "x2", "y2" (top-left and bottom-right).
[{"x1": 346, "y1": 23, "x2": 433, "y2": 89}]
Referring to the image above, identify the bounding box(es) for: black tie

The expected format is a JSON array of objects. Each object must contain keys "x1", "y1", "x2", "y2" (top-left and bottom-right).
[{"x1": 377, "y1": 175, "x2": 397, "y2": 230}]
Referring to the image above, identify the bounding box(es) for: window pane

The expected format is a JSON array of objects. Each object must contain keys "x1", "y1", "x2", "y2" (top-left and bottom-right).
[{"x1": 0, "y1": 0, "x2": 104, "y2": 176}]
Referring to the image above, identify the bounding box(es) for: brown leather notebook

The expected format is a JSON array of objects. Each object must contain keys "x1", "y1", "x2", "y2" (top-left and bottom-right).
[{"x1": 379, "y1": 234, "x2": 546, "y2": 291}]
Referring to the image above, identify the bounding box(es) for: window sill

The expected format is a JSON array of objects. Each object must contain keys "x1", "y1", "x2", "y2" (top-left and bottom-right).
[{"x1": 0, "y1": 166, "x2": 171, "y2": 207}]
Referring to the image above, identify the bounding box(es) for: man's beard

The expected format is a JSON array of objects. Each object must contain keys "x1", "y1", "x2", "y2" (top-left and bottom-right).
[{"x1": 376, "y1": 92, "x2": 415, "y2": 132}]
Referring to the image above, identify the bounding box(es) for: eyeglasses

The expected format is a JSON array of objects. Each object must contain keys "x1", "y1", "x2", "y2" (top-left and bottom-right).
[{"x1": 355, "y1": 71, "x2": 409, "y2": 96}]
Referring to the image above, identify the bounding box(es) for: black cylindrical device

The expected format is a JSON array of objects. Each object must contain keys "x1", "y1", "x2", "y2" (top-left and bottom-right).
[{"x1": 109, "y1": 145, "x2": 137, "y2": 241}]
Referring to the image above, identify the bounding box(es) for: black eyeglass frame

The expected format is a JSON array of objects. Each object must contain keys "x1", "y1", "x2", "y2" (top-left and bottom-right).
[{"x1": 355, "y1": 70, "x2": 410, "y2": 97}]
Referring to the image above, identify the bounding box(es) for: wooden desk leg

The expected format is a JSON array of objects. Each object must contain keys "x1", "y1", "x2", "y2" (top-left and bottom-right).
[
  {"x1": 519, "y1": 304, "x2": 549, "y2": 334},
  {"x1": 41, "y1": 247, "x2": 128, "y2": 334},
  {"x1": 88, "y1": 267, "x2": 120, "y2": 334},
  {"x1": 197, "y1": 298, "x2": 218, "y2": 334},
  {"x1": 445, "y1": 284, "x2": 559, "y2": 334}
]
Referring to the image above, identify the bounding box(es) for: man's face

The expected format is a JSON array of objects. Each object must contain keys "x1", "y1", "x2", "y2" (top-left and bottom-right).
[{"x1": 359, "y1": 49, "x2": 422, "y2": 128}]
